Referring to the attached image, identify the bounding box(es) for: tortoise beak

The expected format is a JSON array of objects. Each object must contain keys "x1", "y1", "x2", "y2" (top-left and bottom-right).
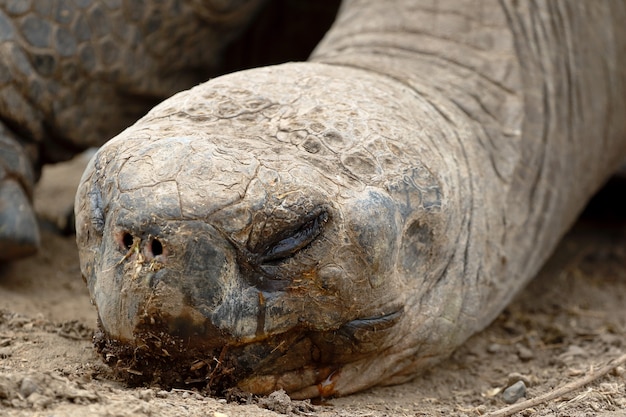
[{"x1": 93, "y1": 220, "x2": 246, "y2": 346}]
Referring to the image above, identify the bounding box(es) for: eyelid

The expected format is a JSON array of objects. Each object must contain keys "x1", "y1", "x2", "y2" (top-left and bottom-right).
[{"x1": 258, "y1": 210, "x2": 328, "y2": 263}]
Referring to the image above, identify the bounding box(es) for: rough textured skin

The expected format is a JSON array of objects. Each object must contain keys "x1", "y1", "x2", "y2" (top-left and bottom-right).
[
  {"x1": 75, "y1": 0, "x2": 626, "y2": 398},
  {"x1": 0, "y1": 0, "x2": 266, "y2": 259}
]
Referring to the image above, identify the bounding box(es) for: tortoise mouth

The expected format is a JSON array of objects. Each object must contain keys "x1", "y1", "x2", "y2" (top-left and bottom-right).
[{"x1": 94, "y1": 307, "x2": 404, "y2": 396}]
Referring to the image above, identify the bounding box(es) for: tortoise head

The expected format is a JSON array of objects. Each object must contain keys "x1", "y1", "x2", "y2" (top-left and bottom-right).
[{"x1": 75, "y1": 63, "x2": 456, "y2": 397}]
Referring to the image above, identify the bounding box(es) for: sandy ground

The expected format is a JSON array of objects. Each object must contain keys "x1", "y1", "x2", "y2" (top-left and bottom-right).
[{"x1": 0, "y1": 154, "x2": 625, "y2": 417}]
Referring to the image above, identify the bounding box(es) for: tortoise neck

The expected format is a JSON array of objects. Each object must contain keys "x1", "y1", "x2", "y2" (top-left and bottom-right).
[
  {"x1": 310, "y1": 0, "x2": 524, "y2": 139},
  {"x1": 311, "y1": 0, "x2": 626, "y2": 328}
]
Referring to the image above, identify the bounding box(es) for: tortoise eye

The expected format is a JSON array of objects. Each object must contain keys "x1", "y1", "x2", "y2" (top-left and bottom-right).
[{"x1": 259, "y1": 210, "x2": 328, "y2": 263}]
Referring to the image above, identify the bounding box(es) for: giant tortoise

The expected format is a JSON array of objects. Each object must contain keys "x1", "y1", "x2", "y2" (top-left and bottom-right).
[{"x1": 4, "y1": 0, "x2": 626, "y2": 400}]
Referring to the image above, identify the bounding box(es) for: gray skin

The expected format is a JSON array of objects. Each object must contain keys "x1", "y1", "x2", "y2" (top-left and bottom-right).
[
  {"x1": 0, "y1": 0, "x2": 267, "y2": 260},
  {"x1": 75, "y1": 0, "x2": 626, "y2": 399}
]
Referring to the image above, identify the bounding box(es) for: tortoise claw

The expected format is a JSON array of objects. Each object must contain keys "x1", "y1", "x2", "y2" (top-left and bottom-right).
[{"x1": 0, "y1": 179, "x2": 40, "y2": 261}]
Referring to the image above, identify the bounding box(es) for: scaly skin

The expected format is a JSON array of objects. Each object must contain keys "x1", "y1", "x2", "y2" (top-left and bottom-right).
[
  {"x1": 0, "y1": 0, "x2": 265, "y2": 259},
  {"x1": 75, "y1": 0, "x2": 626, "y2": 398}
]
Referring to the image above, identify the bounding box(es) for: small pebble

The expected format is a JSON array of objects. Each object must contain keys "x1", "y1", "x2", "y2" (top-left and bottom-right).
[
  {"x1": 487, "y1": 343, "x2": 502, "y2": 354},
  {"x1": 19, "y1": 377, "x2": 39, "y2": 398},
  {"x1": 156, "y1": 390, "x2": 169, "y2": 398},
  {"x1": 558, "y1": 345, "x2": 587, "y2": 361},
  {"x1": 516, "y1": 344, "x2": 534, "y2": 361},
  {"x1": 26, "y1": 392, "x2": 53, "y2": 409},
  {"x1": 214, "y1": 412, "x2": 229, "y2": 417},
  {"x1": 11, "y1": 398, "x2": 24, "y2": 408},
  {"x1": 506, "y1": 372, "x2": 532, "y2": 387},
  {"x1": 137, "y1": 388, "x2": 154, "y2": 401},
  {"x1": 261, "y1": 389, "x2": 293, "y2": 414},
  {"x1": 502, "y1": 380, "x2": 526, "y2": 404}
]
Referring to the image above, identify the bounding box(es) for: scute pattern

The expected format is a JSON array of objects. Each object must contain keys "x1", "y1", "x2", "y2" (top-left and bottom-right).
[{"x1": 0, "y1": 0, "x2": 263, "y2": 163}]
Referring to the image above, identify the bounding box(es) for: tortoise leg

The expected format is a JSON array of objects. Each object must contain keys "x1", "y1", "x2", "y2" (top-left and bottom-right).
[
  {"x1": 0, "y1": 178, "x2": 39, "y2": 260},
  {"x1": 0, "y1": 124, "x2": 39, "y2": 261}
]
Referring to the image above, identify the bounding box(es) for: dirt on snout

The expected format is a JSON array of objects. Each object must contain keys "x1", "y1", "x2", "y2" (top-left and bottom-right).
[{"x1": 0, "y1": 153, "x2": 625, "y2": 417}]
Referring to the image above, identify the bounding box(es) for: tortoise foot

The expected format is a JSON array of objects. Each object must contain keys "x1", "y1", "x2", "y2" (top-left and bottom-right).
[
  {"x1": 0, "y1": 179, "x2": 40, "y2": 261},
  {"x1": 0, "y1": 123, "x2": 40, "y2": 261}
]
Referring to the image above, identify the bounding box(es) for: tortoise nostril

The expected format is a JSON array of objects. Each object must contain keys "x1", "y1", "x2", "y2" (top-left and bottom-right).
[
  {"x1": 122, "y1": 232, "x2": 134, "y2": 250},
  {"x1": 151, "y1": 238, "x2": 163, "y2": 257}
]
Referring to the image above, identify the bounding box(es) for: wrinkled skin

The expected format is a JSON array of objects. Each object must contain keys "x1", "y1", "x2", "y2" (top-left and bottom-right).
[{"x1": 75, "y1": 1, "x2": 626, "y2": 398}]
